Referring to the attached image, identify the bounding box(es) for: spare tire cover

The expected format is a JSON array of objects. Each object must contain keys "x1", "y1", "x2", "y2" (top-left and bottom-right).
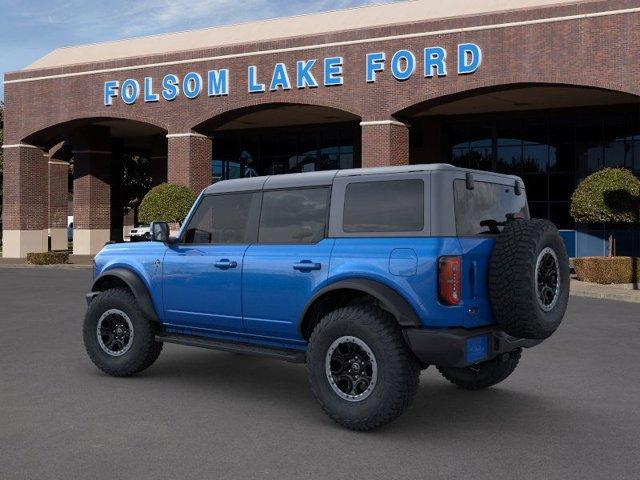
[{"x1": 488, "y1": 219, "x2": 570, "y2": 340}]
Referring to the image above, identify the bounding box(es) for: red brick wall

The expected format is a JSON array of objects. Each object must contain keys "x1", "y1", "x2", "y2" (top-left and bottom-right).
[
  {"x1": 2, "y1": 146, "x2": 48, "y2": 230},
  {"x1": 167, "y1": 135, "x2": 213, "y2": 194},
  {"x1": 48, "y1": 161, "x2": 68, "y2": 229}
]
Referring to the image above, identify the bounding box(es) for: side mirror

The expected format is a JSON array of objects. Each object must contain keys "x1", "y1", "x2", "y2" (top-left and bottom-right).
[{"x1": 150, "y1": 221, "x2": 170, "y2": 243}]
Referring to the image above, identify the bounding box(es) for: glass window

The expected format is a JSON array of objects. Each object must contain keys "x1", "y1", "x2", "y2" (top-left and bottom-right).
[
  {"x1": 454, "y1": 180, "x2": 529, "y2": 236},
  {"x1": 259, "y1": 188, "x2": 329, "y2": 244},
  {"x1": 343, "y1": 180, "x2": 424, "y2": 233},
  {"x1": 183, "y1": 193, "x2": 261, "y2": 244}
]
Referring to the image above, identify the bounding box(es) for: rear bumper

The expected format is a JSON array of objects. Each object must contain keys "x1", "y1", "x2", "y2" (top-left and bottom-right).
[{"x1": 403, "y1": 326, "x2": 541, "y2": 368}]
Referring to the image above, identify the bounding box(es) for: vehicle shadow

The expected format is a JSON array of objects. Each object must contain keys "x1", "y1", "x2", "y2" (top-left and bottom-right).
[{"x1": 132, "y1": 346, "x2": 574, "y2": 436}]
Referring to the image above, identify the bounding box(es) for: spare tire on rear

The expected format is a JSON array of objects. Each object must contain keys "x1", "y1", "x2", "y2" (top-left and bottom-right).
[{"x1": 489, "y1": 219, "x2": 570, "y2": 340}]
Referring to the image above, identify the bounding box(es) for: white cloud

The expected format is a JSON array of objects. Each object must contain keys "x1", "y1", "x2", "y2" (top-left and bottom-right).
[{"x1": 12, "y1": 0, "x2": 396, "y2": 42}]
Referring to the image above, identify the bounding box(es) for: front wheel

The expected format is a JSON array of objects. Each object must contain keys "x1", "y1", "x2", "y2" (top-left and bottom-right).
[
  {"x1": 437, "y1": 349, "x2": 521, "y2": 390},
  {"x1": 307, "y1": 305, "x2": 420, "y2": 431},
  {"x1": 83, "y1": 288, "x2": 163, "y2": 377}
]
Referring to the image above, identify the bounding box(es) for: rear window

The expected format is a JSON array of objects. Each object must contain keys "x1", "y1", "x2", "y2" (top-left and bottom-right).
[
  {"x1": 343, "y1": 179, "x2": 424, "y2": 233},
  {"x1": 454, "y1": 180, "x2": 529, "y2": 236}
]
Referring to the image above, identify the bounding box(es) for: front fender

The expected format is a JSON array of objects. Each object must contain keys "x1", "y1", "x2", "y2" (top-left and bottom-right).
[{"x1": 91, "y1": 268, "x2": 159, "y2": 322}]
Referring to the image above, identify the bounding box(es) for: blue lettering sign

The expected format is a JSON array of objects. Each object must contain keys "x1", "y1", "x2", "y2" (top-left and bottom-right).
[
  {"x1": 390, "y1": 50, "x2": 416, "y2": 81},
  {"x1": 121, "y1": 79, "x2": 140, "y2": 105},
  {"x1": 324, "y1": 57, "x2": 343, "y2": 86},
  {"x1": 104, "y1": 80, "x2": 119, "y2": 106},
  {"x1": 296, "y1": 60, "x2": 318, "y2": 89},
  {"x1": 366, "y1": 52, "x2": 385, "y2": 83},
  {"x1": 183, "y1": 72, "x2": 203, "y2": 99},
  {"x1": 248, "y1": 66, "x2": 265, "y2": 93},
  {"x1": 458, "y1": 43, "x2": 482, "y2": 75},
  {"x1": 162, "y1": 74, "x2": 179, "y2": 101},
  {"x1": 270, "y1": 63, "x2": 292, "y2": 91},
  {"x1": 101, "y1": 45, "x2": 483, "y2": 106},
  {"x1": 208, "y1": 69, "x2": 229, "y2": 96},
  {"x1": 424, "y1": 47, "x2": 447, "y2": 77},
  {"x1": 144, "y1": 77, "x2": 159, "y2": 102}
]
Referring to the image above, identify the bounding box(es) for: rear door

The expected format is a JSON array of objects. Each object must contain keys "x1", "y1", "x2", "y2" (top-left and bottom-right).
[
  {"x1": 162, "y1": 192, "x2": 261, "y2": 333},
  {"x1": 242, "y1": 187, "x2": 333, "y2": 341}
]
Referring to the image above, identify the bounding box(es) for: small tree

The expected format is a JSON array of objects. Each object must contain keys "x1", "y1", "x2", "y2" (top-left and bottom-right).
[
  {"x1": 570, "y1": 168, "x2": 640, "y2": 256},
  {"x1": 139, "y1": 183, "x2": 196, "y2": 225}
]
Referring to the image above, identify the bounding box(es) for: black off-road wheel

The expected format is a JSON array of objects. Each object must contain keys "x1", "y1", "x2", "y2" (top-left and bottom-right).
[
  {"x1": 83, "y1": 288, "x2": 163, "y2": 377},
  {"x1": 489, "y1": 219, "x2": 570, "y2": 340},
  {"x1": 437, "y1": 349, "x2": 521, "y2": 390},
  {"x1": 307, "y1": 305, "x2": 420, "y2": 431}
]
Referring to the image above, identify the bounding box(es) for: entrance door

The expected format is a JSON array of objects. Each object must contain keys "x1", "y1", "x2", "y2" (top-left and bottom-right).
[
  {"x1": 162, "y1": 191, "x2": 261, "y2": 333},
  {"x1": 242, "y1": 187, "x2": 333, "y2": 341}
]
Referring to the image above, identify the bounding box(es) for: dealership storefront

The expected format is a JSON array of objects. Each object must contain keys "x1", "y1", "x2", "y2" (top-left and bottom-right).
[{"x1": 2, "y1": 0, "x2": 640, "y2": 257}]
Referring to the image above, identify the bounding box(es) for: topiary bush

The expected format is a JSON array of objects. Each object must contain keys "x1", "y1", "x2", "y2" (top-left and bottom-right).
[
  {"x1": 570, "y1": 168, "x2": 640, "y2": 224},
  {"x1": 138, "y1": 183, "x2": 196, "y2": 225},
  {"x1": 27, "y1": 251, "x2": 69, "y2": 265},
  {"x1": 573, "y1": 256, "x2": 640, "y2": 284},
  {"x1": 570, "y1": 168, "x2": 640, "y2": 256}
]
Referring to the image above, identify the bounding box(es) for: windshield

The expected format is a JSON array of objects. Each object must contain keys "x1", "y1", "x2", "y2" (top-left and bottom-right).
[{"x1": 454, "y1": 179, "x2": 529, "y2": 236}]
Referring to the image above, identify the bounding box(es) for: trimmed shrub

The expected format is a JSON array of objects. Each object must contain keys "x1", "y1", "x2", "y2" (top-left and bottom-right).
[
  {"x1": 139, "y1": 183, "x2": 196, "y2": 225},
  {"x1": 573, "y1": 256, "x2": 640, "y2": 284},
  {"x1": 27, "y1": 251, "x2": 69, "y2": 265},
  {"x1": 570, "y1": 168, "x2": 640, "y2": 224}
]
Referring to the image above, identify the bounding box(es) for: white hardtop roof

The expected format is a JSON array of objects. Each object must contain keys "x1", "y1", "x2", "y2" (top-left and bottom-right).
[
  {"x1": 26, "y1": 0, "x2": 583, "y2": 70},
  {"x1": 203, "y1": 164, "x2": 521, "y2": 194}
]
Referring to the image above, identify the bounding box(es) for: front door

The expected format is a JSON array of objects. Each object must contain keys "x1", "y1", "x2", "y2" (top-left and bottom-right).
[
  {"x1": 162, "y1": 191, "x2": 261, "y2": 333},
  {"x1": 242, "y1": 187, "x2": 332, "y2": 341}
]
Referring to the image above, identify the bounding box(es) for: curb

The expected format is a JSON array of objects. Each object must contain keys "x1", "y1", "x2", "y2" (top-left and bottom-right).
[
  {"x1": 570, "y1": 280, "x2": 640, "y2": 304},
  {"x1": 0, "y1": 264, "x2": 92, "y2": 269}
]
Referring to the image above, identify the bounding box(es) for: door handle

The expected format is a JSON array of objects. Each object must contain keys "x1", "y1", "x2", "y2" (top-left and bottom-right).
[
  {"x1": 214, "y1": 259, "x2": 238, "y2": 270},
  {"x1": 293, "y1": 261, "x2": 321, "y2": 272}
]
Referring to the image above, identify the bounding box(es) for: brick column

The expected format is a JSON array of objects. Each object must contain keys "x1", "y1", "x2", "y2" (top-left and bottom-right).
[
  {"x1": 73, "y1": 149, "x2": 111, "y2": 254},
  {"x1": 360, "y1": 120, "x2": 410, "y2": 168},
  {"x1": 151, "y1": 134, "x2": 168, "y2": 187},
  {"x1": 48, "y1": 155, "x2": 69, "y2": 251},
  {"x1": 1, "y1": 144, "x2": 49, "y2": 258},
  {"x1": 167, "y1": 132, "x2": 212, "y2": 194}
]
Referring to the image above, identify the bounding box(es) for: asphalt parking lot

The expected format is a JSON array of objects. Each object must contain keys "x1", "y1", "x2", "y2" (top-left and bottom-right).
[{"x1": 1, "y1": 268, "x2": 639, "y2": 480}]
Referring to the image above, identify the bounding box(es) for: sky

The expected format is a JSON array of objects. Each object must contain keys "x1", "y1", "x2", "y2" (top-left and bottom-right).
[{"x1": 0, "y1": 0, "x2": 400, "y2": 100}]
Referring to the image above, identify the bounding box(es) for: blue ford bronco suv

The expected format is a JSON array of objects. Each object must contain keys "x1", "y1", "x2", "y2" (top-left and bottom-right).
[{"x1": 84, "y1": 164, "x2": 569, "y2": 430}]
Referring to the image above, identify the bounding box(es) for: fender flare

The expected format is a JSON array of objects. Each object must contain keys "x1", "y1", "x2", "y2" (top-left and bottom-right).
[
  {"x1": 299, "y1": 278, "x2": 422, "y2": 329},
  {"x1": 91, "y1": 268, "x2": 159, "y2": 322}
]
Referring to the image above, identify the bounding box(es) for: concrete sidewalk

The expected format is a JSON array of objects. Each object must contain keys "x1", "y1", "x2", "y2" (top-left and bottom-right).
[{"x1": 571, "y1": 279, "x2": 640, "y2": 304}]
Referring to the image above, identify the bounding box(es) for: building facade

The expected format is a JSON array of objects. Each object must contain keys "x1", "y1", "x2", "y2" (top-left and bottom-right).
[{"x1": 2, "y1": 0, "x2": 640, "y2": 257}]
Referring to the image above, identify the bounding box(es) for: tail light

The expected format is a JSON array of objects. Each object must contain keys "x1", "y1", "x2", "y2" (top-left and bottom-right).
[{"x1": 439, "y1": 256, "x2": 461, "y2": 306}]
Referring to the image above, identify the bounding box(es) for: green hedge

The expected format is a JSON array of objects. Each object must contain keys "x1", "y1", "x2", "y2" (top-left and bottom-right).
[
  {"x1": 570, "y1": 168, "x2": 640, "y2": 224},
  {"x1": 139, "y1": 183, "x2": 196, "y2": 225},
  {"x1": 27, "y1": 251, "x2": 69, "y2": 265}
]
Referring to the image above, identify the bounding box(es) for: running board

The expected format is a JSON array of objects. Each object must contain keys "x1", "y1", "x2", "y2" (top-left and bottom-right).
[{"x1": 156, "y1": 333, "x2": 306, "y2": 364}]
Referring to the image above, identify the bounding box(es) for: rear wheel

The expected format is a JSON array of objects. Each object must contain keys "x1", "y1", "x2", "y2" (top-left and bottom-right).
[
  {"x1": 307, "y1": 305, "x2": 420, "y2": 431},
  {"x1": 83, "y1": 288, "x2": 162, "y2": 377},
  {"x1": 437, "y1": 349, "x2": 521, "y2": 390}
]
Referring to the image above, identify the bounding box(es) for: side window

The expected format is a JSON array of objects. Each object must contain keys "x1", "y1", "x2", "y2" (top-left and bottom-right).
[
  {"x1": 343, "y1": 179, "x2": 424, "y2": 233},
  {"x1": 183, "y1": 192, "x2": 261, "y2": 244},
  {"x1": 259, "y1": 188, "x2": 330, "y2": 244}
]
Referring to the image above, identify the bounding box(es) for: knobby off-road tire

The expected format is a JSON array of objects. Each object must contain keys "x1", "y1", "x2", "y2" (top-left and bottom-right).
[
  {"x1": 489, "y1": 219, "x2": 570, "y2": 340},
  {"x1": 307, "y1": 305, "x2": 420, "y2": 431},
  {"x1": 437, "y1": 349, "x2": 521, "y2": 390},
  {"x1": 83, "y1": 288, "x2": 163, "y2": 377}
]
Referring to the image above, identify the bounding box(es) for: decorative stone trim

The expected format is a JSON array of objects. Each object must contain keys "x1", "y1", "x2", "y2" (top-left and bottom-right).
[
  {"x1": 166, "y1": 133, "x2": 212, "y2": 139},
  {"x1": 360, "y1": 120, "x2": 408, "y2": 127}
]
